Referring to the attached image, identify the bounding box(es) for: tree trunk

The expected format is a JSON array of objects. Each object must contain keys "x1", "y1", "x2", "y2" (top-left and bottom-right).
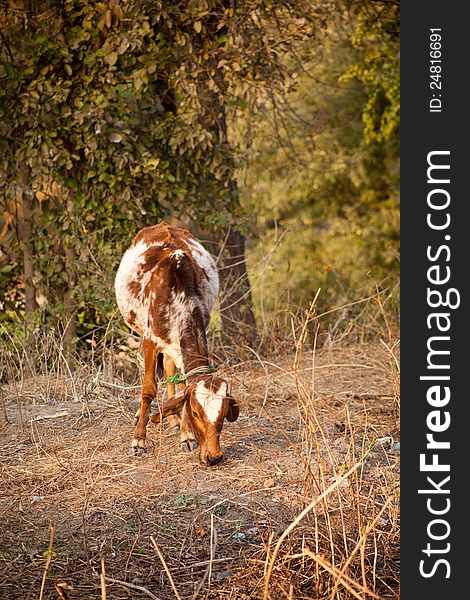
[
  {"x1": 218, "y1": 223, "x2": 257, "y2": 344},
  {"x1": 18, "y1": 164, "x2": 38, "y2": 316},
  {"x1": 217, "y1": 176, "x2": 257, "y2": 345},
  {"x1": 209, "y1": 99, "x2": 257, "y2": 344},
  {"x1": 63, "y1": 244, "x2": 77, "y2": 345},
  {"x1": 184, "y1": 35, "x2": 258, "y2": 345}
]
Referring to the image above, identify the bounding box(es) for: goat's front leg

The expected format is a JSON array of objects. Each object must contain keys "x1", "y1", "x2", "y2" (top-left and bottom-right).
[
  {"x1": 132, "y1": 339, "x2": 157, "y2": 454},
  {"x1": 164, "y1": 354, "x2": 181, "y2": 432},
  {"x1": 180, "y1": 400, "x2": 198, "y2": 453}
]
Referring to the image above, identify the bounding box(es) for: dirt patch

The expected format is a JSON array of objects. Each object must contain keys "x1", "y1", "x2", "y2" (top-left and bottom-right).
[{"x1": 0, "y1": 344, "x2": 399, "y2": 599}]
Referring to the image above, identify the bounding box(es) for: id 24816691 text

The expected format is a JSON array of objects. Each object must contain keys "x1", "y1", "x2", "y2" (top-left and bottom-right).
[{"x1": 429, "y1": 29, "x2": 442, "y2": 113}]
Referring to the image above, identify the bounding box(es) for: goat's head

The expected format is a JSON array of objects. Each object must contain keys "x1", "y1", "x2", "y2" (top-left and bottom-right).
[{"x1": 152, "y1": 375, "x2": 239, "y2": 466}]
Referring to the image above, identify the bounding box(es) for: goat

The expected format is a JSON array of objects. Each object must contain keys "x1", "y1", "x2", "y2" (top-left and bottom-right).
[{"x1": 115, "y1": 222, "x2": 239, "y2": 465}]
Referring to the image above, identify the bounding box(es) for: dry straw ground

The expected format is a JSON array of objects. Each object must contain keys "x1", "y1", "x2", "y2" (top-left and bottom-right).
[{"x1": 0, "y1": 332, "x2": 399, "y2": 599}]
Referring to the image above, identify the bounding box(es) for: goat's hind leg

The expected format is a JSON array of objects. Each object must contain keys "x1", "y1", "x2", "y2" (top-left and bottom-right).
[{"x1": 132, "y1": 339, "x2": 158, "y2": 455}]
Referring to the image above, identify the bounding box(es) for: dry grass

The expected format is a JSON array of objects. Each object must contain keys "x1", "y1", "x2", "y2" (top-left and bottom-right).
[{"x1": 0, "y1": 316, "x2": 399, "y2": 599}]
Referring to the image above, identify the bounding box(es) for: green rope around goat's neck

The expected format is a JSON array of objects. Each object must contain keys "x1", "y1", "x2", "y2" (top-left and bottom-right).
[{"x1": 164, "y1": 364, "x2": 216, "y2": 385}]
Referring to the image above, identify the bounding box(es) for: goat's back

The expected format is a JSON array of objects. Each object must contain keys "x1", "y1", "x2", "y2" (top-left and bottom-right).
[{"x1": 115, "y1": 222, "x2": 219, "y2": 341}]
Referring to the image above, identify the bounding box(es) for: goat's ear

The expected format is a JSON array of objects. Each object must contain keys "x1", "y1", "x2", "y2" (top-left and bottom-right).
[
  {"x1": 226, "y1": 395, "x2": 240, "y2": 422},
  {"x1": 150, "y1": 388, "x2": 188, "y2": 424}
]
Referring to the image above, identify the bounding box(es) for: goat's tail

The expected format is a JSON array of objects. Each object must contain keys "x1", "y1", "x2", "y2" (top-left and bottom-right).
[{"x1": 156, "y1": 352, "x2": 164, "y2": 380}]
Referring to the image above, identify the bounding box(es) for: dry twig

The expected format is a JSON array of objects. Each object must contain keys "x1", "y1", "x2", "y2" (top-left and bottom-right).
[
  {"x1": 192, "y1": 514, "x2": 218, "y2": 599},
  {"x1": 38, "y1": 524, "x2": 54, "y2": 600},
  {"x1": 150, "y1": 536, "x2": 182, "y2": 600},
  {"x1": 104, "y1": 576, "x2": 161, "y2": 600},
  {"x1": 263, "y1": 461, "x2": 362, "y2": 600},
  {"x1": 100, "y1": 558, "x2": 107, "y2": 600}
]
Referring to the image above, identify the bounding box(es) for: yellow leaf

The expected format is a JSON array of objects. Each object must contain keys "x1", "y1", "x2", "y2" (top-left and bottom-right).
[
  {"x1": 105, "y1": 51, "x2": 118, "y2": 66},
  {"x1": 194, "y1": 21, "x2": 202, "y2": 33},
  {"x1": 112, "y1": 5, "x2": 123, "y2": 19},
  {"x1": 104, "y1": 9, "x2": 112, "y2": 29}
]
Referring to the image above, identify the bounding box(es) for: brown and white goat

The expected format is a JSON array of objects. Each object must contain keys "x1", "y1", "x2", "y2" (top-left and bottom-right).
[{"x1": 115, "y1": 222, "x2": 239, "y2": 465}]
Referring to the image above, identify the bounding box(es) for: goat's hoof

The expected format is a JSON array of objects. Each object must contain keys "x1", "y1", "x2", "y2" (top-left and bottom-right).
[
  {"x1": 131, "y1": 439, "x2": 147, "y2": 456},
  {"x1": 131, "y1": 446, "x2": 148, "y2": 457},
  {"x1": 181, "y1": 439, "x2": 198, "y2": 452}
]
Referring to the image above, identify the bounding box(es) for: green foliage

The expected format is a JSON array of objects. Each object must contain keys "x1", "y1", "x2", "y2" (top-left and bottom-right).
[
  {"x1": 340, "y1": 1, "x2": 400, "y2": 144},
  {"x1": 0, "y1": 1, "x2": 398, "y2": 343},
  {"x1": 1, "y1": 1, "x2": 325, "y2": 336},
  {"x1": 242, "y1": 5, "x2": 400, "y2": 329}
]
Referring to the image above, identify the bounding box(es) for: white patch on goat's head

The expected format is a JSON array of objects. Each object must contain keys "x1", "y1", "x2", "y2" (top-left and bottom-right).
[{"x1": 195, "y1": 380, "x2": 227, "y2": 423}]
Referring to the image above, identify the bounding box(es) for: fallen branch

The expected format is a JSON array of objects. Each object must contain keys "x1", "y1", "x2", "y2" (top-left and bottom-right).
[
  {"x1": 104, "y1": 576, "x2": 161, "y2": 600},
  {"x1": 30, "y1": 410, "x2": 69, "y2": 422},
  {"x1": 149, "y1": 536, "x2": 182, "y2": 600}
]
